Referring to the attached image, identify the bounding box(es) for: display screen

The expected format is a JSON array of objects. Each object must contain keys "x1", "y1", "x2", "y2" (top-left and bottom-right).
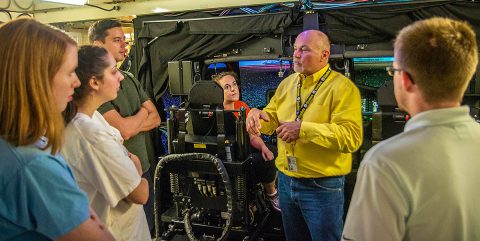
[
  {"x1": 353, "y1": 57, "x2": 394, "y2": 113},
  {"x1": 353, "y1": 57, "x2": 393, "y2": 88},
  {"x1": 239, "y1": 60, "x2": 292, "y2": 108}
]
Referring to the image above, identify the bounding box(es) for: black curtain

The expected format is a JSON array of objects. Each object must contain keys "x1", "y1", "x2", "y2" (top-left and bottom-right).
[
  {"x1": 133, "y1": 1, "x2": 480, "y2": 100},
  {"x1": 135, "y1": 12, "x2": 292, "y2": 102},
  {"x1": 322, "y1": 1, "x2": 480, "y2": 45}
]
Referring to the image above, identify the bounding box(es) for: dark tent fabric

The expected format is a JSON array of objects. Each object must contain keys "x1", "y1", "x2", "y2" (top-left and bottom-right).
[
  {"x1": 322, "y1": 1, "x2": 480, "y2": 45},
  {"x1": 135, "y1": 12, "x2": 292, "y2": 102},
  {"x1": 133, "y1": 1, "x2": 480, "y2": 102}
]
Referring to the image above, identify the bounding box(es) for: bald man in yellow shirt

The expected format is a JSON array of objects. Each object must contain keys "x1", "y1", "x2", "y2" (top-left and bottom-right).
[{"x1": 246, "y1": 30, "x2": 363, "y2": 241}]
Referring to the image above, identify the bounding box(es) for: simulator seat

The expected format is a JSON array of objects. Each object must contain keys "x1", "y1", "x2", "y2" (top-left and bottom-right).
[{"x1": 154, "y1": 80, "x2": 283, "y2": 241}]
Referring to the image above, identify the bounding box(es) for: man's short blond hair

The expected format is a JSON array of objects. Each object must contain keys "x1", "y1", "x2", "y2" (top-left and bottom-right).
[{"x1": 394, "y1": 17, "x2": 478, "y2": 103}]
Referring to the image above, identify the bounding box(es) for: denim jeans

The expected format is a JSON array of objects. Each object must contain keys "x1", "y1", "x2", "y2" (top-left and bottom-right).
[{"x1": 278, "y1": 172, "x2": 345, "y2": 241}]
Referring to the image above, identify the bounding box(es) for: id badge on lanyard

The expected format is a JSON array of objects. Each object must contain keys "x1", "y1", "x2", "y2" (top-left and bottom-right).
[
  {"x1": 287, "y1": 155, "x2": 298, "y2": 172},
  {"x1": 286, "y1": 69, "x2": 331, "y2": 172}
]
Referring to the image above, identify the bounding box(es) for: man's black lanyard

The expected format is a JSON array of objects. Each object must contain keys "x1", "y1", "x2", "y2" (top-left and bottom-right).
[{"x1": 295, "y1": 68, "x2": 332, "y2": 121}]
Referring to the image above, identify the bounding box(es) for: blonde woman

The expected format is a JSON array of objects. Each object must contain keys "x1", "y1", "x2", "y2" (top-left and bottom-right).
[{"x1": 0, "y1": 19, "x2": 114, "y2": 241}]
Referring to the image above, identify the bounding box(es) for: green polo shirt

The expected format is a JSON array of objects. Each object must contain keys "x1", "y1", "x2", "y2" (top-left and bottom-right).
[{"x1": 98, "y1": 70, "x2": 152, "y2": 173}]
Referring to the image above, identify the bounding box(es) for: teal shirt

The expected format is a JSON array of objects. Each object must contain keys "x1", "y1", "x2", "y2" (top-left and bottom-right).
[
  {"x1": 0, "y1": 138, "x2": 90, "y2": 240},
  {"x1": 98, "y1": 70, "x2": 152, "y2": 173}
]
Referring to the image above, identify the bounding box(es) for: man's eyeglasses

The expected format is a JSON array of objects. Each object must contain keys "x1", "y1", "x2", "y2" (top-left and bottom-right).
[
  {"x1": 386, "y1": 66, "x2": 402, "y2": 77},
  {"x1": 386, "y1": 66, "x2": 415, "y2": 84}
]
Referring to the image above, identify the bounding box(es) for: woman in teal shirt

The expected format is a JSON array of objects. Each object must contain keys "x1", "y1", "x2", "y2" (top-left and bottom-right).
[{"x1": 0, "y1": 19, "x2": 114, "y2": 241}]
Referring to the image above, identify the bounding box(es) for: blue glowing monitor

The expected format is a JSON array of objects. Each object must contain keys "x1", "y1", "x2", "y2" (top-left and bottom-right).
[{"x1": 239, "y1": 60, "x2": 292, "y2": 108}]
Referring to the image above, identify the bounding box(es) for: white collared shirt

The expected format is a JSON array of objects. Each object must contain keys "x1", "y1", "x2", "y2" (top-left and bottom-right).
[{"x1": 343, "y1": 106, "x2": 480, "y2": 241}]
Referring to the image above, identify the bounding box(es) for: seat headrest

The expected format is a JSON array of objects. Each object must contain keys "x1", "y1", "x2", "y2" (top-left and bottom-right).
[{"x1": 188, "y1": 80, "x2": 224, "y2": 107}]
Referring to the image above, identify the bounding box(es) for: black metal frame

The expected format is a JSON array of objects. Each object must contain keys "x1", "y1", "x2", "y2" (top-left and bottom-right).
[{"x1": 155, "y1": 100, "x2": 284, "y2": 241}]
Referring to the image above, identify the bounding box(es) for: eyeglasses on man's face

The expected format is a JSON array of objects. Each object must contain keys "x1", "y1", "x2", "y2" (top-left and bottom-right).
[
  {"x1": 386, "y1": 66, "x2": 403, "y2": 77},
  {"x1": 386, "y1": 66, "x2": 415, "y2": 84}
]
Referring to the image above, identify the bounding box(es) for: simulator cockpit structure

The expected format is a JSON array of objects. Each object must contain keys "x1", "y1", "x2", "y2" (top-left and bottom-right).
[{"x1": 154, "y1": 81, "x2": 284, "y2": 241}]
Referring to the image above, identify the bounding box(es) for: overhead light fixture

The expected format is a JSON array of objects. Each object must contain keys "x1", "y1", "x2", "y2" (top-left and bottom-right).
[
  {"x1": 152, "y1": 8, "x2": 169, "y2": 13},
  {"x1": 42, "y1": 0, "x2": 87, "y2": 5}
]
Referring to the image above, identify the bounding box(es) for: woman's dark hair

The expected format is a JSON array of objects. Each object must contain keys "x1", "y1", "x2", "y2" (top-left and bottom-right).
[{"x1": 63, "y1": 45, "x2": 110, "y2": 123}]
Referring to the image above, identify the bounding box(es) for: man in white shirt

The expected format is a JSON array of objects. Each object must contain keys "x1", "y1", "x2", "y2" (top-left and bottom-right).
[{"x1": 343, "y1": 17, "x2": 480, "y2": 241}]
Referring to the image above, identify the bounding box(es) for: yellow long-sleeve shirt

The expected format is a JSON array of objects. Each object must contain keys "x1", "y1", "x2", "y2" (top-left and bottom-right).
[{"x1": 261, "y1": 64, "x2": 363, "y2": 178}]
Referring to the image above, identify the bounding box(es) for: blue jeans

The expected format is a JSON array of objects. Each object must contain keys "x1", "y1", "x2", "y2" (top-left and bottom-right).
[{"x1": 278, "y1": 172, "x2": 344, "y2": 241}]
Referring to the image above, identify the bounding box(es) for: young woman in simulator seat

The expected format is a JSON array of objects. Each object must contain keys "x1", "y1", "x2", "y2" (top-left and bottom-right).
[
  {"x1": 0, "y1": 19, "x2": 114, "y2": 241},
  {"x1": 62, "y1": 46, "x2": 151, "y2": 241},
  {"x1": 214, "y1": 71, "x2": 280, "y2": 212}
]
